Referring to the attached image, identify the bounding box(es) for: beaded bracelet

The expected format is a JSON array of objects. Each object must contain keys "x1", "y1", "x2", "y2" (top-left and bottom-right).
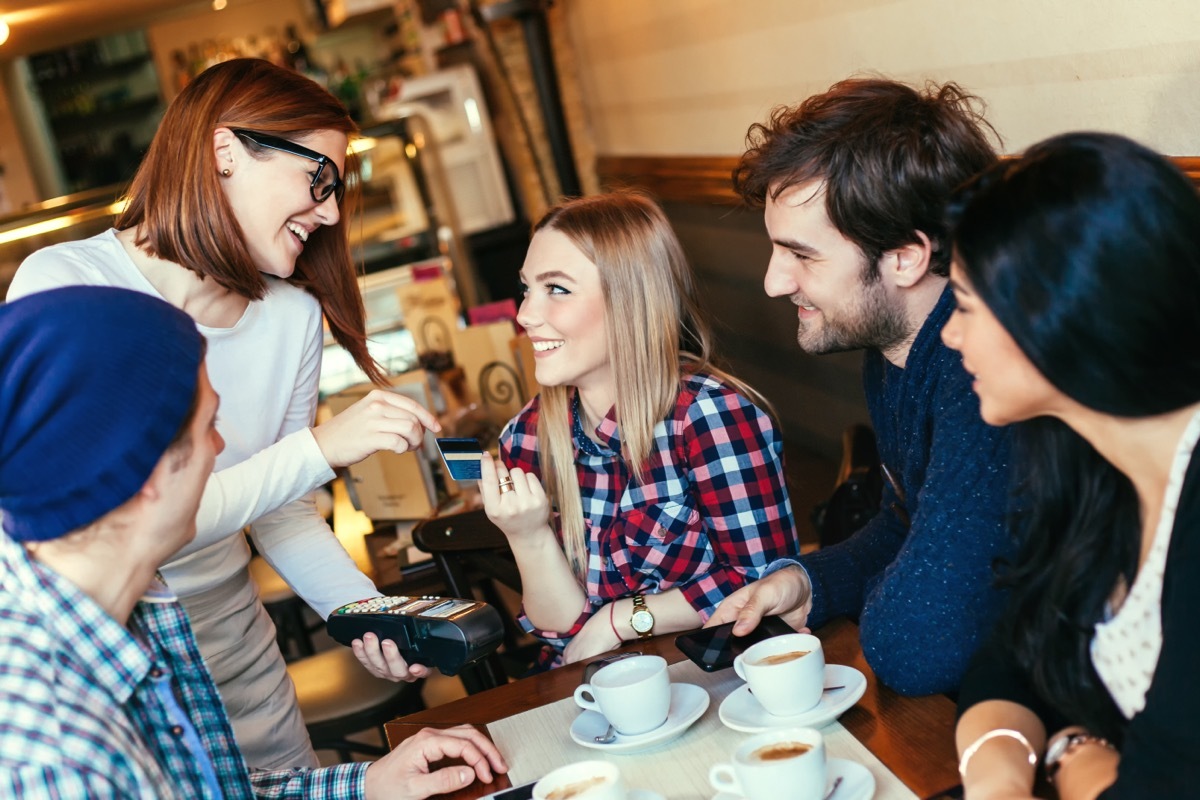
[{"x1": 958, "y1": 728, "x2": 1038, "y2": 780}]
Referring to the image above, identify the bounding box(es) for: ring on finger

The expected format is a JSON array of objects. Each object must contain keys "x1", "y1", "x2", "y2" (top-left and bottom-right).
[{"x1": 498, "y1": 476, "x2": 515, "y2": 494}]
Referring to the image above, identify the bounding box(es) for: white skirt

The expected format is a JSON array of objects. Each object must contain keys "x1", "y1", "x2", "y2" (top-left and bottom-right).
[{"x1": 180, "y1": 568, "x2": 319, "y2": 770}]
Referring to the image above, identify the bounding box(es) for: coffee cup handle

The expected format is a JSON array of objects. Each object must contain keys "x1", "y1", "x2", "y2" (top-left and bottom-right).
[
  {"x1": 573, "y1": 683, "x2": 601, "y2": 713},
  {"x1": 709, "y1": 763, "x2": 741, "y2": 795},
  {"x1": 733, "y1": 654, "x2": 748, "y2": 682}
]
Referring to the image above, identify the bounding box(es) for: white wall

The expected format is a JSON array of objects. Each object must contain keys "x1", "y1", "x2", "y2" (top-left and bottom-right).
[{"x1": 563, "y1": 0, "x2": 1200, "y2": 156}]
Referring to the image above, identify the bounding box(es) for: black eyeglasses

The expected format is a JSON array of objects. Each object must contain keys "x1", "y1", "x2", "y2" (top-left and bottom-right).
[{"x1": 231, "y1": 128, "x2": 346, "y2": 205}]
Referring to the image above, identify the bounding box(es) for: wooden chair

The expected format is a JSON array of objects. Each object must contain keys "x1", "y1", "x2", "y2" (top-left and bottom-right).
[
  {"x1": 249, "y1": 554, "x2": 425, "y2": 762},
  {"x1": 411, "y1": 509, "x2": 534, "y2": 693},
  {"x1": 810, "y1": 424, "x2": 884, "y2": 548},
  {"x1": 290, "y1": 647, "x2": 424, "y2": 762}
]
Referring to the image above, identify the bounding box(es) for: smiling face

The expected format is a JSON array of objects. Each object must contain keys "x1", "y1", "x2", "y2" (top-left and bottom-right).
[
  {"x1": 516, "y1": 228, "x2": 612, "y2": 399},
  {"x1": 762, "y1": 181, "x2": 908, "y2": 355},
  {"x1": 942, "y1": 260, "x2": 1065, "y2": 426},
  {"x1": 217, "y1": 128, "x2": 347, "y2": 279}
]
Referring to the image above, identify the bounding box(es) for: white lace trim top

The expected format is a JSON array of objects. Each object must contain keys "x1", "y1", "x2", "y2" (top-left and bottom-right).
[{"x1": 1091, "y1": 407, "x2": 1200, "y2": 719}]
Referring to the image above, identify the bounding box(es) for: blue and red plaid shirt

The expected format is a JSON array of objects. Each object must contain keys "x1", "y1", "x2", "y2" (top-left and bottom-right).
[
  {"x1": 0, "y1": 532, "x2": 366, "y2": 799},
  {"x1": 500, "y1": 371, "x2": 799, "y2": 659}
]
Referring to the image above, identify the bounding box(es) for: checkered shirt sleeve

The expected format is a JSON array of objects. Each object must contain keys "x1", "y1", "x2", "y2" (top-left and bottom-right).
[{"x1": 0, "y1": 532, "x2": 368, "y2": 800}]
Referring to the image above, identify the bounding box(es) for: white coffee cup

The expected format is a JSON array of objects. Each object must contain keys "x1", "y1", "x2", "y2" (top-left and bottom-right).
[
  {"x1": 573, "y1": 654, "x2": 670, "y2": 736},
  {"x1": 533, "y1": 759, "x2": 627, "y2": 800},
  {"x1": 709, "y1": 727, "x2": 827, "y2": 800},
  {"x1": 733, "y1": 632, "x2": 825, "y2": 716}
]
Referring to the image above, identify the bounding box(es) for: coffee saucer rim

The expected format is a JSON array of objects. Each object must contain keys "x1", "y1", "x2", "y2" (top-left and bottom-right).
[
  {"x1": 709, "y1": 757, "x2": 875, "y2": 800},
  {"x1": 629, "y1": 789, "x2": 667, "y2": 800},
  {"x1": 717, "y1": 664, "x2": 867, "y2": 733},
  {"x1": 569, "y1": 682, "x2": 711, "y2": 753}
]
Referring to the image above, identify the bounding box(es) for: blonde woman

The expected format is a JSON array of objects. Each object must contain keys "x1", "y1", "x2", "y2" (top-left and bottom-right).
[{"x1": 480, "y1": 192, "x2": 799, "y2": 668}]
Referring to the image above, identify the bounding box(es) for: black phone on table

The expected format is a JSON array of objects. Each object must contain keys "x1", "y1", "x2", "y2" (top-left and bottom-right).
[
  {"x1": 478, "y1": 780, "x2": 535, "y2": 799},
  {"x1": 435, "y1": 437, "x2": 484, "y2": 481},
  {"x1": 674, "y1": 615, "x2": 796, "y2": 672}
]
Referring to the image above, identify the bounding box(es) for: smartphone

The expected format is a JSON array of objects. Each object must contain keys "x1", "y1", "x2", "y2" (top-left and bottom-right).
[
  {"x1": 478, "y1": 780, "x2": 535, "y2": 800},
  {"x1": 435, "y1": 437, "x2": 484, "y2": 481},
  {"x1": 923, "y1": 786, "x2": 965, "y2": 800},
  {"x1": 674, "y1": 615, "x2": 796, "y2": 672}
]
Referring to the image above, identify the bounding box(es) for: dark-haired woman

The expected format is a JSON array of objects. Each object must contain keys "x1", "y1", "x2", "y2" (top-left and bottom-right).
[
  {"x1": 942, "y1": 132, "x2": 1200, "y2": 798},
  {"x1": 8, "y1": 59, "x2": 439, "y2": 769}
]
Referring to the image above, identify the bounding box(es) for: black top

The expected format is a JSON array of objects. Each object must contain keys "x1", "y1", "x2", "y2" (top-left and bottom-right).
[{"x1": 958, "y1": 449, "x2": 1200, "y2": 796}]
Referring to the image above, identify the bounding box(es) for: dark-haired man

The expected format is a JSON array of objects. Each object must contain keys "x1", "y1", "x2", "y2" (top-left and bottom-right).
[
  {"x1": 708, "y1": 79, "x2": 1014, "y2": 696},
  {"x1": 0, "y1": 286, "x2": 506, "y2": 798}
]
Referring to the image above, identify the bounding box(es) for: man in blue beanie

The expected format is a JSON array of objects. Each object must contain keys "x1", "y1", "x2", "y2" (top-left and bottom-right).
[{"x1": 0, "y1": 286, "x2": 506, "y2": 797}]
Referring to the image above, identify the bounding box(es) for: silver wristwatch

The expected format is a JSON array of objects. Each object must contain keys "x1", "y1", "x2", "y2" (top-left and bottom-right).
[{"x1": 1044, "y1": 731, "x2": 1113, "y2": 783}]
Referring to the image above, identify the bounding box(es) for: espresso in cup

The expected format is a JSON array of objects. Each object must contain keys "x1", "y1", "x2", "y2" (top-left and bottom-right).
[
  {"x1": 734, "y1": 632, "x2": 825, "y2": 717},
  {"x1": 573, "y1": 654, "x2": 670, "y2": 736},
  {"x1": 754, "y1": 649, "x2": 810, "y2": 666},
  {"x1": 534, "y1": 760, "x2": 627, "y2": 800},
  {"x1": 710, "y1": 727, "x2": 826, "y2": 800}
]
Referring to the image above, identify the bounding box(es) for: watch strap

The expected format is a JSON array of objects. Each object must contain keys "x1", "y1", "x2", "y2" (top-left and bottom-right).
[{"x1": 1045, "y1": 732, "x2": 1114, "y2": 784}]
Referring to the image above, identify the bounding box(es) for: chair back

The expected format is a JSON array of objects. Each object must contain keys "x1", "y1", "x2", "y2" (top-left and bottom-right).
[
  {"x1": 412, "y1": 510, "x2": 527, "y2": 692},
  {"x1": 810, "y1": 424, "x2": 883, "y2": 548}
]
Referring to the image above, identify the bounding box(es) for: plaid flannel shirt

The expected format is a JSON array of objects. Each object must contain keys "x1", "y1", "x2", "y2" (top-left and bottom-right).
[
  {"x1": 0, "y1": 532, "x2": 367, "y2": 799},
  {"x1": 500, "y1": 371, "x2": 799, "y2": 660}
]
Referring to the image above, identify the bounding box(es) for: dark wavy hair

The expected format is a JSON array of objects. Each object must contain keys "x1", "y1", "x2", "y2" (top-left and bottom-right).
[
  {"x1": 734, "y1": 78, "x2": 1000, "y2": 278},
  {"x1": 948, "y1": 132, "x2": 1200, "y2": 740}
]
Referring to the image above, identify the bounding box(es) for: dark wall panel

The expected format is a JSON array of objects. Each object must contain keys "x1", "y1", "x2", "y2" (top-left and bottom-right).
[{"x1": 663, "y1": 200, "x2": 870, "y2": 460}]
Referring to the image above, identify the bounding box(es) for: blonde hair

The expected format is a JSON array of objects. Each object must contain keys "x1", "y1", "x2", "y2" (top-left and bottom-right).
[{"x1": 533, "y1": 191, "x2": 774, "y2": 579}]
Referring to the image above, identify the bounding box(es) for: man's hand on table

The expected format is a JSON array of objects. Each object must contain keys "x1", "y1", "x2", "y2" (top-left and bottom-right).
[
  {"x1": 364, "y1": 724, "x2": 508, "y2": 800},
  {"x1": 706, "y1": 566, "x2": 814, "y2": 635},
  {"x1": 353, "y1": 632, "x2": 431, "y2": 681}
]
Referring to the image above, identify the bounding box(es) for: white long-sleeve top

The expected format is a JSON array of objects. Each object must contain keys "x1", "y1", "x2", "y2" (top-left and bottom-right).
[{"x1": 9, "y1": 229, "x2": 378, "y2": 617}]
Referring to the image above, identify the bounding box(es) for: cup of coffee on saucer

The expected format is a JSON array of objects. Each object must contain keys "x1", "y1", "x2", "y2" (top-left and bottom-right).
[
  {"x1": 733, "y1": 632, "x2": 825, "y2": 716},
  {"x1": 534, "y1": 760, "x2": 627, "y2": 800},
  {"x1": 574, "y1": 654, "x2": 670, "y2": 736},
  {"x1": 533, "y1": 760, "x2": 667, "y2": 800},
  {"x1": 709, "y1": 727, "x2": 827, "y2": 800}
]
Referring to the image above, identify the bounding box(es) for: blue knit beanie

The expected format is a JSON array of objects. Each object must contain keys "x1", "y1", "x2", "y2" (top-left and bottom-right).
[{"x1": 0, "y1": 286, "x2": 203, "y2": 542}]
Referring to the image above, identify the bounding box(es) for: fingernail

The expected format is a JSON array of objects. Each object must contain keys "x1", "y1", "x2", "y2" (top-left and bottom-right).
[{"x1": 461, "y1": 769, "x2": 473, "y2": 784}]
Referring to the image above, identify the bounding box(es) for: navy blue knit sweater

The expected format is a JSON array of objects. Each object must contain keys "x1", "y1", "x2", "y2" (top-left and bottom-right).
[{"x1": 798, "y1": 286, "x2": 1014, "y2": 696}]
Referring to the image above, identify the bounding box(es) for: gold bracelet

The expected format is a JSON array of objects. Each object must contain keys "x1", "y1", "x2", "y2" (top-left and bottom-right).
[{"x1": 958, "y1": 728, "x2": 1038, "y2": 780}]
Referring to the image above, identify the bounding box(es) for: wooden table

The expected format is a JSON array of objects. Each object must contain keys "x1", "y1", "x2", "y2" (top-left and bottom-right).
[{"x1": 384, "y1": 618, "x2": 960, "y2": 799}]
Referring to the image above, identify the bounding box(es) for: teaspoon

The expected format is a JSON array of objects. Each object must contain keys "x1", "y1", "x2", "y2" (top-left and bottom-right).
[{"x1": 593, "y1": 722, "x2": 617, "y2": 744}]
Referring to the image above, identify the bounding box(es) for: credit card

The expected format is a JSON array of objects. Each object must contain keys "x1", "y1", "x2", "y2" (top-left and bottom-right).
[{"x1": 435, "y1": 437, "x2": 484, "y2": 481}]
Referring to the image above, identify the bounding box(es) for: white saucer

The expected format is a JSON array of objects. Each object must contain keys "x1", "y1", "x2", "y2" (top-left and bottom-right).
[
  {"x1": 711, "y1": 757, "x2": 875, "y2": 800},
  {"x1": 718, "y1": 664, "x2": 867, "y2": 733},
  {"x1": 570, "y1": 683, "x2": 710, "y2": 753},
  {"x1": 629, "y1": 790, "x2": 666, "y2": 800}
]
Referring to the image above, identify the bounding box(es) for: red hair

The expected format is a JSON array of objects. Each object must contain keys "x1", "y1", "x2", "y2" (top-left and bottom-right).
[{"x1": 117, "y1": 58, "x2": 384, "y2": 383}]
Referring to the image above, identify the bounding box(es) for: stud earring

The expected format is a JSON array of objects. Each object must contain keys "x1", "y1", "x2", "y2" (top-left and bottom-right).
[{"x1": 221, "y1": 168, "x2": 232, "y2": 177}]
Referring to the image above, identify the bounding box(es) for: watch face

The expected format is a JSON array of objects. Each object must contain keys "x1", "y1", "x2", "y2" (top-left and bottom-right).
[{"x1": 631, "y1": 609, "x2": 654, "y2": 633}]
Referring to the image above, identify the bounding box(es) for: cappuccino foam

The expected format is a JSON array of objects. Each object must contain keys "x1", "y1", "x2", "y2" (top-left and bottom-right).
[
  {"x1": 546, "y1": 776, "x2": 607, "y2": 799},
  {"x1": 750, "y1": 741, "x2": 813, "y2": 762}
]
